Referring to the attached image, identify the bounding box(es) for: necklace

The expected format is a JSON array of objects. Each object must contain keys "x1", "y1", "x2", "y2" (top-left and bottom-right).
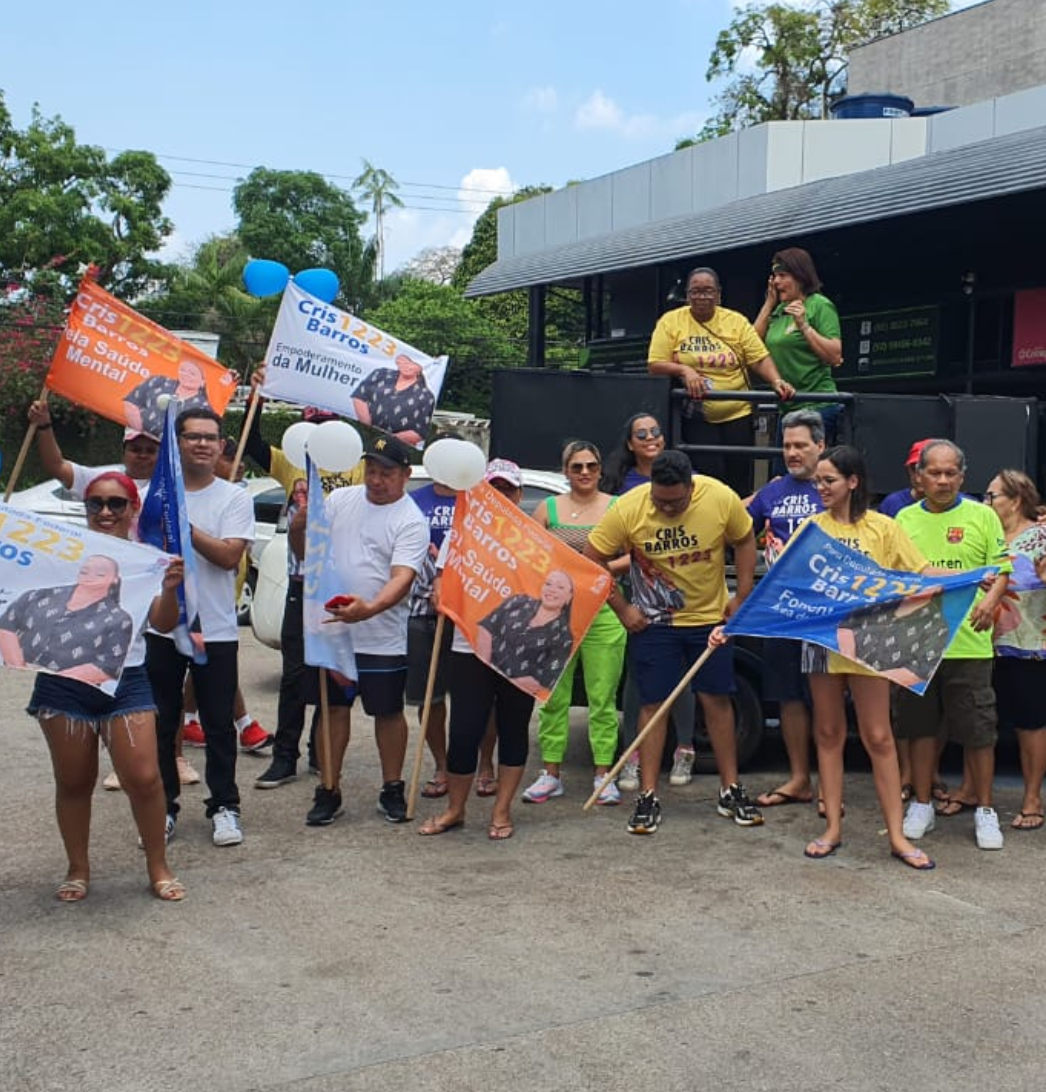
[{"x1": 568, "y1": 495, "x2": 601, "y2": 521}]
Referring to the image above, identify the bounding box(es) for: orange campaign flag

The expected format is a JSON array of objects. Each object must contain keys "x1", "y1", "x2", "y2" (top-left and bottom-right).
[
  {"x1": 439, "y1": 482, "x2": 613, "y2": 702},
  {"x1": 45, "y1": 278, "x2": 238, "y2": 436}
]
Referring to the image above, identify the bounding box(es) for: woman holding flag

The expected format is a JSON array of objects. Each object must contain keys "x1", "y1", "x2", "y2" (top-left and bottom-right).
[
  {"x1": 25, "y1": 472, "x2": 186, "y2": 902},
  {"x1": 802, "y1": 446, "x2": 937, "y2": 870}
]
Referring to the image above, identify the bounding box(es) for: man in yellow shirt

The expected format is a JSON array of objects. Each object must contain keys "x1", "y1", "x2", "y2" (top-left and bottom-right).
[{"x1": 585, "y1": 450, "x2": 760, "y2": 834}]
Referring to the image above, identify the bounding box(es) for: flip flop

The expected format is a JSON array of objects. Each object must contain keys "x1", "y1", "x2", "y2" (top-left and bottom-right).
[
  {"x1": 931, "y1": 780, "x2": 951, "y2": 803},
  {"x1": 488, "y1": 822, "x2": 515, "y2": 841},
  {"x1": 935, "y1": 796, "x2": 976, "y2": 817},
  {"x1": 892, "y1": 848, "x2": 936, "y2": 871},
  {"x1": 152, "y1": 878, "x2": 186, "y2": 902},
  {"x1": 421, "y1": 778, "x2": 449, "y2": 799},
  {"x1": 475, "y1": 776, "x2": 498, "y2": 798},
  {"x1": 55, "y1": 879, "x2": 88, "y2": 903},
  {"x1": 804, "y1": 839, "x2": 842, "y2": 859},
  {"x1": 418, "y1": 816, "x2": 464, "y2": 836},
  {"x1": 756, "y1": 790, "x2": 814, "y2": 808},
  {"x1": 901, "y1": 783, "x2": 914, "y2": 804},
  {"x1": 1011, "y1": 810, "x2": 1045, "y2": 831}
]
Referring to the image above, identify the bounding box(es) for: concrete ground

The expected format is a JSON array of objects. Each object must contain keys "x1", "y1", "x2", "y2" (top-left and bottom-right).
[{"x1": 2, "y1": 631, "x2": 1045, "y2": 1092}]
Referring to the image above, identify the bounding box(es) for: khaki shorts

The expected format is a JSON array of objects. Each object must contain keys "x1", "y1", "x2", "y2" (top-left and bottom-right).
[{"x1": 893, "y1": 659, "x2": 997, "y2": 749}]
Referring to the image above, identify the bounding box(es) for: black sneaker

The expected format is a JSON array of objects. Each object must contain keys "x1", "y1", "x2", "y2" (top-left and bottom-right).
[
  {"x1": 627, "y1": 790, "x2": 662, "y2": 835},
  {"x1": 377, "y1": 780, "x2": 409, "y2": 823},
  {"x1": 305, "y1": 786, "x2": 343, "y2": 826},
  {"x1": 717, "y1": 783, "x2": 764, "y2": 827},
  {"x1": 255, "y1": 760, "x2": 298, "y2": 789}
]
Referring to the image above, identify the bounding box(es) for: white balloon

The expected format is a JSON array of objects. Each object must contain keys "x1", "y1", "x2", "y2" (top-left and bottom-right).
[
  {"x1": 427, "y1": 439, "x2": 487, "y2": 491},
  {"x1": 282, "y1": 421, "x2": 317, "y2": 469},
  {"x1": 422, "y1": 438, "x2": 457, "y2": 484},
  {"x1": 307, "y1": 420, "x2": 363, "y2": 472}
]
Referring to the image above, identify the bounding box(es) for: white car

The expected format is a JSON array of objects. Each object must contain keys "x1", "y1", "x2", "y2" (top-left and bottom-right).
[
  {"x1": 10, "y1": 472, "x2": 286, "y2": 624},
  {"x1": 250, "y1": 468, "x2": 569, "y2": 649}
]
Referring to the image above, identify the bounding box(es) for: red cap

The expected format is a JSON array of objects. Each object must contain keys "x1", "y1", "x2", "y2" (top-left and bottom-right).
[{"x1": 905, "y1": 439, "x2": 931, "y2": 467}]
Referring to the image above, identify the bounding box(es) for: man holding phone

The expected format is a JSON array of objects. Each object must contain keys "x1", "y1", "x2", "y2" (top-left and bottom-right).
[{"x1": 289, "y1": 434, "x2": 429, "y2": 826}]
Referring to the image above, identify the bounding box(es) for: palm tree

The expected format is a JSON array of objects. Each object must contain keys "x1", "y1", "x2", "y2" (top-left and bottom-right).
[{"x1": 353, "y1": 160, "x2": 403, "y2": 281}]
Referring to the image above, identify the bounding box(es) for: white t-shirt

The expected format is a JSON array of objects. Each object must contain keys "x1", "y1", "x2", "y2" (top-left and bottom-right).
[
  {"x1": 69, "y1": 461, "x2": 150, "y2": 504},
  {"x1": 325, "y1": 486, "x2": 429, "y2": 655},
  {"x1": 153, "y1": 478, "x2": 254, "y2": 644}
]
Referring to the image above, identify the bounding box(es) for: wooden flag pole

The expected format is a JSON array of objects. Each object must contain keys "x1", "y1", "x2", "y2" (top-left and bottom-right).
[
  {"x1": 3, "y1": 383, "x2": 49, "y2": 502},
  {"x1": 582, "y1": 643, "x2": 717, "y2": 811},
  {"x1": 405, "y1": 613, "x2": 447, "y2": 820},
  {"x1": 229, "y1": 393, "x2": 261, "y2": 483}
]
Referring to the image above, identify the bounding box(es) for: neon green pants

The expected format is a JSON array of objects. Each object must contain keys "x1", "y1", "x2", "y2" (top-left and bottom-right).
[{"x1": 537, "y1": 605, "x2": 626, "y2": 766}]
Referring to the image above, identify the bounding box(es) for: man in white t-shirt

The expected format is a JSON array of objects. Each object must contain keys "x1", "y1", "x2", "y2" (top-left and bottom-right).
[
  {"x1": 289, "y1": 434, "x2": 429, "y2": 827},
  {"x1": 145, "y1": 408, "x2": 255, "y2": 848}
]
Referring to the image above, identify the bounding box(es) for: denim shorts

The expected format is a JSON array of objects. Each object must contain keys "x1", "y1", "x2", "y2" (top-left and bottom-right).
[
  {"x1": 628, "y1": 623, "x2": 735, "y2": 705},
  {"x1": 27, "y1": 665, "x2": 156, "y2": 727}
]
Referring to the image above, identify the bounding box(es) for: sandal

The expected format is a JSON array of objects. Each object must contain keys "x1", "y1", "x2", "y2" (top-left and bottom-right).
[
  {"x1": 1011, "y1": 810, "x2": 1045, "y2": 831},
  {"x1": 931, "y1": 780, "x2": 950, "y2": 803},
  {"x1": 901, "y1": 783, "x2": 913, "y2": 804},
  {"x1": 418, "y1": 816, "x2": 464, "y2": 836},
  {"x1": 804, "y1": 839, "x2": 842, "y2": 859},
  {"x1": 421, "y1": 777, "x2": 449, "y2": 799},
  {"x1": 755, "y1": 789, "x2": 814, "y2": 808},
  {"x1": 488, "y1": 822, "x2": 515, "y2": 841},
  {"x1": 55, "y1": 878, "x2": 88, "y2": 903},
  {"x1": 152, "y1": 878, "x2": 186, "y2": 902},
  {"x1": 935, "y1": 796, "x2": 976, "y2": 817},
  {"x1": 892, "y1": 848, "x2": 936, "y2": 871},
  {"x1": 475, "y1": 775, "x2": 498, "y2": 797}
]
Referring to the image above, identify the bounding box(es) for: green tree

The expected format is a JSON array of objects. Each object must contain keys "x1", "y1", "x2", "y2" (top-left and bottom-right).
[
  {"x1": 139, "y1": 234, "x2": 273, "y2": 377},
  {"x1": 366, "y1": 279, "x2": 517, "y2": 416},
  {"x1": 353, "y1": 159, "x2": 404, "y2": 281},
  {"x1": 681, "y1": 0, "x2": 949, "y2": 142},
  {"x1": 454, "y1": 186, "x2": 583, "y2": 369},
  {"x1": 233, "y1": 168, "x2": 375, "y2": 312},
  {"x1": 0, "y1": 91, "x2": 172, "y2": 298}
]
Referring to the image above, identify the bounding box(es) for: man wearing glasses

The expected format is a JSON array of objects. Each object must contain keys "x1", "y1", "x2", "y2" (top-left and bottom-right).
[
  {"x1": 146, "y1": 409, "x2": 255, "y2": 848},
  {"x1": 585, "y1": 449, "x2": 761, "y2": 834}
]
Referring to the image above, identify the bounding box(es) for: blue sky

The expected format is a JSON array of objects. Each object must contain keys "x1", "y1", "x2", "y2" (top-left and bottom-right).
[{"x1": 4, "y1": 0, "x2": 973, "y2": 273}]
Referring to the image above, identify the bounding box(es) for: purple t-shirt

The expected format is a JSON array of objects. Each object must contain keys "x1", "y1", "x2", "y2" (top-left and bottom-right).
[
  {"x1": 878, "y1": 488, "x2": 917, "y2": 518},
  {"x1": 408, "y1": 483, "x2": 457, "y2": 617},
  {"x1": 747, "y1": 475, "x2": 822, "y2": 562}
]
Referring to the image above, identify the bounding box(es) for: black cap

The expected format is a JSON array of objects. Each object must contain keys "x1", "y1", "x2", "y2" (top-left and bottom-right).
[{"x1": 362, "y1": 434, "x2": 413, "y2": 468}]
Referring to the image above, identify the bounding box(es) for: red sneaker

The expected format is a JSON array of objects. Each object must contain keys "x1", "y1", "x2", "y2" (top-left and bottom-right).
[
  {"x1": 239, "y1": 720, "x2": 273, "y2": 753},
  {"x1": 182, "y1": 719, "x2": 206, "y2": 747}
]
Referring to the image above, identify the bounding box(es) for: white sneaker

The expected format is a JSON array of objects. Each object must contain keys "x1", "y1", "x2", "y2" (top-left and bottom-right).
[
  {"x1": 212, "y1": 807, "x2": 243, "y2": 846},
  {"x1": 177, "y1": 756, "x2": 201, "y2": 785},
  {"x1": 669, "y1": 747, "x2": 695, "y2": 787},
  {"x1": 102, "y1": 770, "x2": 122, "y2": 791},
  {"x1": 594, "y1": 776, "x2": 621, "y2": 806},
  {"x1": 522, "y1": 770, "x2": 564, "y2": 803},
  {"x1": 975, "y1": 806, "x2": 1004, "y2": 850},
  {"x1": 618, "y1": 753, "x2": 640, "y2": 792},
  {"x1": 903, "y1": 800, "x2": 936, "y2": 839}
]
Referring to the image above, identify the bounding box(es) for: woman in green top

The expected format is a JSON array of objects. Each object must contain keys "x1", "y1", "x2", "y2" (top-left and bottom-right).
[
  {"x1": 521, "y1": 440, "x2": 628, "y2": 807},
  {"x1": 754, "y1": 247, "x2": 844, "y2": 444}
]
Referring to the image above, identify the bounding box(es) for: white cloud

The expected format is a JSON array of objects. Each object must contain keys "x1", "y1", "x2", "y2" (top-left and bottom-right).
[
  {"x1": 575, "y1": 89, "x2": 706, "y2": 141},
  {"x1": 523, "y1": 85, "x2": 558, "y2": 113}
]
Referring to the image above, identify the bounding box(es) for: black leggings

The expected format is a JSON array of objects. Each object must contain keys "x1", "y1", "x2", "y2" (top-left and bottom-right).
[{"x1": 446, "y1": 652, "x2": 534, "y2": 774}]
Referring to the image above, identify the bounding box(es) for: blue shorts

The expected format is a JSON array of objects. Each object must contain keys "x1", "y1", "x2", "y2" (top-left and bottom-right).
[
  {"x1": 27, "y1": 664, "x2": 156, "y2": 727},
  {"x1": 761, "y1": 638, "x2": 809, "y2": 704},
  {"x1": 628, "y1": 624, "x2": 735, "y2": 705},
  {"x1": 306, "y1": 653, "x2": 408, "y2": 717}
]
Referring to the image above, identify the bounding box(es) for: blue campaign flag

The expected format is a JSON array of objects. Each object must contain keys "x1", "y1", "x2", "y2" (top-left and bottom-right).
[
  {"x1": 724, "y1": 521, "x2": 997, "y2": 694},
  {"x1": 302, "y1": 457, "x2": 357, "y2": 683},
  {"x1": 138, "y1": 403, "x2": 206, "y2": 663}
]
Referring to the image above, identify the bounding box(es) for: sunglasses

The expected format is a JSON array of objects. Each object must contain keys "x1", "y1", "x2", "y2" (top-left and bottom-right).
[
  {"x1": 632, "y1": 426, "x2": 663, "y2": 441},
  {"x1": 568, "y1": 461, "x2": 600, "y2": 473},
  {"x1": 85, "y1": 496, "x2": 131, "y2": 515}
]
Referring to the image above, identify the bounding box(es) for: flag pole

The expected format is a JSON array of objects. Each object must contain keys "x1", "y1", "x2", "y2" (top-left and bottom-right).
[
  {"x1": 317, "y1": 668, "x2": 335, "y2": 791},
  {"x1": 4, "y1": 383, "x2": 50, "y2": 502},
  {"x1": 405, "y1": 613, "x2": 446, "y2": 819},
  {"x1": 229, "y1": 391, "x2": 260, "y2": 483},
  {"x1": 582, "y1": 643, "x2": 716, "y2": 811}
]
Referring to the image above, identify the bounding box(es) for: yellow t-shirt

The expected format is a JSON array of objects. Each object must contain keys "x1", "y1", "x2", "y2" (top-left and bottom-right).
[
  {"x1": 588, "y1": 475, "x2": 753, "y2": 626},
  {"x1": 647, "y1": 305, "x2": 769, "y2": 424},
  {"x1": 269, "y1": 448, "x2": 365, "y2": 498},
  {"x1": 808, "y1": 510, "x2": 929, "y2": 675}
]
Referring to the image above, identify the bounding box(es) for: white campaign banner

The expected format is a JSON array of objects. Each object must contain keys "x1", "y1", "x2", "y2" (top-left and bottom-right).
[
  {"x1": 0, "y1": 503, "x2": 171, "y2": 695},
  {"x1": 260, "y1": 282, "x2": 449, "y2": 448}
]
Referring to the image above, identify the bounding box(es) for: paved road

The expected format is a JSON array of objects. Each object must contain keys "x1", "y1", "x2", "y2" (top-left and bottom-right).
[{"x1": 2, "y1": 633, "x2": 1045, "y2": 1092}]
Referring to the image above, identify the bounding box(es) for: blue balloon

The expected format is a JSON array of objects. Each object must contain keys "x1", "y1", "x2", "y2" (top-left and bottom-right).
[
  {"x1": 294, "y1": 267, "x2": 340, "y2": 303},
  {"x1": 243, "y1": 259, "x2": 290, "y2": 297}
]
